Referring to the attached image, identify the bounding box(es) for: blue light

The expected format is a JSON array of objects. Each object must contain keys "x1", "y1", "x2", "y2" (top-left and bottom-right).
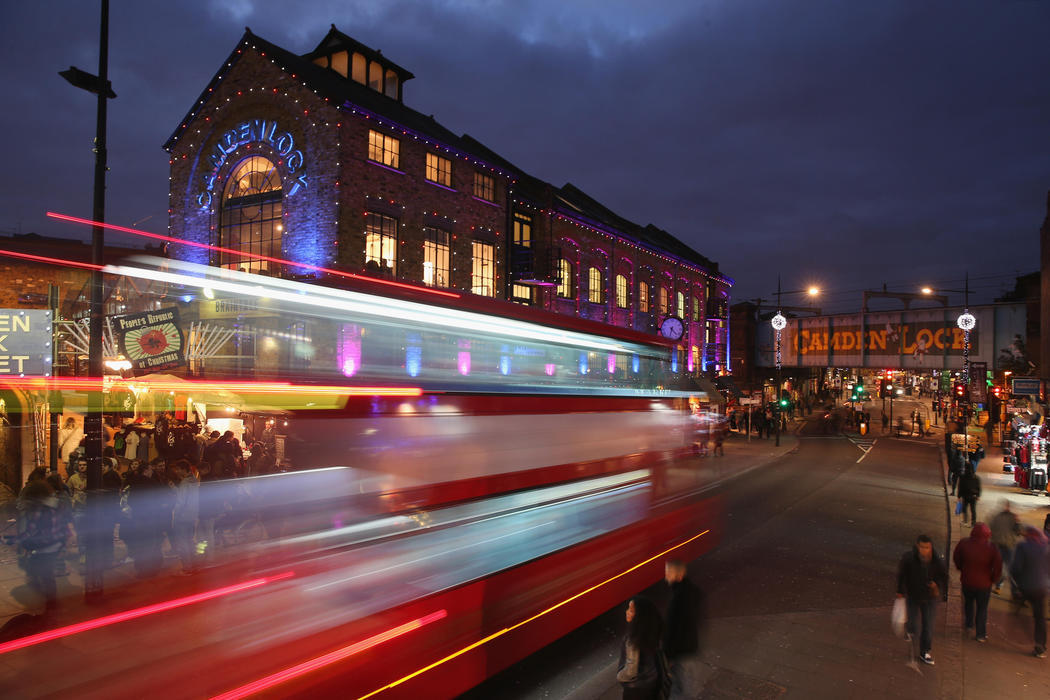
[
  {"x1": 632, "y1": 354, "x2": 640, "y2": 373},
  {"x1": 405, "y1": 345, "x2": 422, "y2": 377},
  {"x1": 579, "y1": 352, "x2": 589, "y2": 375},
  {"x1": 671, "y1": 351, "x2": 678, "y2": 373},
  {"x1": 181, "y1": 294, "x2": 194, "y2": 303},
  {"x1": 499, "y1": 355, "x2": 511, "y2": 375}
]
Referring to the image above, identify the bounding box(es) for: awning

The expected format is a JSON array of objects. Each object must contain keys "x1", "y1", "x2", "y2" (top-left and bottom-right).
[{"x1": 715, "y1": 375, "x2": 744, "y2": 398}]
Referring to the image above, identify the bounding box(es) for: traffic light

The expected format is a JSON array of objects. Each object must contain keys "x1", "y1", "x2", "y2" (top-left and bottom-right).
[
  {"x1": 991, "y1": 385, "x2": 1002, "y2": 399},
  {"x1": 878, "y1": 379, "x2": 889, "y2": 398},
  {"x1": 779, "y1": 398, "x2": 790, "y2": 408},
  {"x1": 954, "y1": 382, "x2": 968, "y2": 401}
]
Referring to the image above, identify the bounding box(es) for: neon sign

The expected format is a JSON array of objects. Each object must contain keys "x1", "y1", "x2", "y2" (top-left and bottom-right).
[{"x1": 197, "y1": 118, "x2": 308, "y2": 209}]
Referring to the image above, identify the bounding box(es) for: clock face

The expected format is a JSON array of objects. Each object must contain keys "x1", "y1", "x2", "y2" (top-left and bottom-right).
[{"x1": 660, "y1": 316, "x2": 684, "y2": 340}]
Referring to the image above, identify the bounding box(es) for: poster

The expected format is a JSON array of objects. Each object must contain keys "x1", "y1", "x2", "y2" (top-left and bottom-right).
[{"x1": 115, "y1": 307, "x2": 185, "y2": 375}]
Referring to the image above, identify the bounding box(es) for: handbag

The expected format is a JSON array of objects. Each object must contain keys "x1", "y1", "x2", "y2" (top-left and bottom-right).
[
  {"x1": 891, "y1": 597, "x2": 907, "y2": 637},
  {"x1": 954, "y1": 500, "x2": 963, "y2": 515}
]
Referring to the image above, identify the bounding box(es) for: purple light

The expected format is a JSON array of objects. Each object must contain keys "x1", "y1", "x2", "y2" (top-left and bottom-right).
[
  {"x1": 607, "y1": 354, "x2": 616, "y2": 374},
  {"x1": 338, "y1": 324, "x2": 362, "y2": 377},
  {"x1": 544, "y1": 363, "x2": 556, "y2": 376},
  {"x1": 458, "y1": 351, "x2": 471, "y2": 376}
]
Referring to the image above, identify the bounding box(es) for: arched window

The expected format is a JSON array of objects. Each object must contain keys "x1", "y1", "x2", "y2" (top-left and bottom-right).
[
  {"x1": 220, "y1": 156, "x2": 282, "y2": 274},
  {"x1": 659, "y1": 287, "x2": 669, "y2": 315},
  {"x1": 368, "y1": 61, "x2": 382, "y2": 91},
  {"x1": 677, "y1": 291, "x2": 685, "y2": 318},
  {"x1": 588, "y1": 267, "x2": 604, "y2": 304},
  {"x1": 615, "y1": 274, "x2": 629, "y2": 309},
  {"x1": 384, "y1": 69, "x2": 399, "y2": 98},
  {"x1": 556, "y1": 258, "x2": 574, "y2": 298},
  {"x1": 638, "y1": 281, "x2": 650, "y2": 312},
  {"x1": 351, "y1": 53, "x2": 367, "y2": 83}
]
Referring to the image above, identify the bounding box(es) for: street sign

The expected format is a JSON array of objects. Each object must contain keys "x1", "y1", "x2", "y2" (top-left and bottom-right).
[
  {"x1": 739, "y1": 398, "x2": 759, "y2": 405},
  {"x1": 0, "y1": 309, "x2": 53, "y2": 376},
  {"x1": 1011, "y1": 377, "x2": 1041, "y2": 396}
]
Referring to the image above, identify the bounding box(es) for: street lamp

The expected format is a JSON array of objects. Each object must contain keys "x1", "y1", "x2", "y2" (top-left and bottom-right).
[
  {"x1": 769, "y1": 280, "x2": 820, "y2": 446},
  {"x1": 61, "y1": 0, "x2": 114, "y2": 603},
  {"x1": 921, "y1": 274, "x2": 974, "y2": 383}
]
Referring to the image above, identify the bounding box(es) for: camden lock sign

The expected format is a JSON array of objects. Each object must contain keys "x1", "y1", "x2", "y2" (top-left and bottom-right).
[
  {"x1": 197, "y1": 117, "x2": 308, "y2": 209},
  {"x1": 797, "y1": 324, "x2": 976, "y2": 356},
  {"x1": 0, "y1": 309, "x2": 53, "y2": 375}
]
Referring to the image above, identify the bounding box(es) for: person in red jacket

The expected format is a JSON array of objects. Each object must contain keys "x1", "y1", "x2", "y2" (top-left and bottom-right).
[{"x1": 952, "y1": 522, "x2": 1003, "y2": 642}]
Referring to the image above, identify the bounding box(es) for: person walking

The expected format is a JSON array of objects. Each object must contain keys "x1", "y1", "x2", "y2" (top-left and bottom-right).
[
  {"x1": 952, "y1": 522, "x2": 1002, "y2": 642},
  {"x1": 948, "y1": 449, "x2": 966, "y2": 497},
  {"x1": 1009, "y1": 527, "x2": 1049, "y2": 658},
  {"x1": 663, "y1": 560, "x2": 703, "y2": 699},
  {"x1": 170, "y1": 460, "x2": 200, "y2": 575},
  {"x1": 897, "y1": 534, "x2": 948, "y2": 665},
  {"x1": 16, "y1": 480, "x2": 64, "y2": 614},
  {"x1": 990, "y1": 501, "x2": 1021, "y2": 594},
  {"x1": 881, "y1": 411, "x2": 889, "y2": 434},
  {"x1": 616, "y1": 596, "x2": 666, "y2": 700},
  {"x1": 957, "y1": 467, "x2": 981, "y2": 527}
]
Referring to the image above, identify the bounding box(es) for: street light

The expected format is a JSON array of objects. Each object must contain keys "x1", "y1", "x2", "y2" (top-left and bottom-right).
[
  {"x1": 769, "y1": 279, "x2": 820, "y2": 446},
  {"x1": 61, "y1": 0, "x2": 114, "y2": 603},
  {"x1": 920, "y1": 273, "x2": 974, "y2": 384}
]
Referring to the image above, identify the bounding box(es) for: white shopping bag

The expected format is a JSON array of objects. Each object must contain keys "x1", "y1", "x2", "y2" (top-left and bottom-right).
[{"x1": 891, "y1": 597, "x2": 907, "y2": 638}]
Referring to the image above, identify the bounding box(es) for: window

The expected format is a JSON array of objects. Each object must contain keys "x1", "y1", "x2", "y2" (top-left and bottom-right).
[
  {"x1": 351, "y1": 53, "x2": 367, "y2": 83},
  {"x1": 384, "y1": 69, "x2": 399, "y2": 99},
  {"x1": 473, "y1": 172, "x2": 495, "y2": 202},
  {"x1": 472, "y1": 241, "x2": 495, "y2": 296},
  {"x1": 425, "y1": 153, "x2": 452, "y2": 187},
  {"x1": 365, "y1": 212, "x2": 398, "y2": 275},
  {"x1": 615, "y1": 274, "x2": 629, "y2": 309},
  {"x1": 331, "y1": 51, "x2": 348, "y2": 77},
  {"x1": 556, "y1": 259, "x2": 574, "y2": 298},
  {"x1": 588, "y1": 267, "x2": 604, "y2": 304},
  {"x1": 368, "y1": 130, "x2": 400, "y2": 169},
  {"x1": 511, "y1": 283, "x2": 532, "y2": 305},
  {"x1": 677, "y1": 291, "x2": 685, "y2": 318},
  {"x1": 692, "y1": 296, "x2": 700, "y2": 322},
  {"x1": 423, "y1": 227, "x2": 450, "y2": 287},
  {"x1": 513, "y1": 212, "x2": 532, "y2": 248},
  {"x1": 659, "y1": 287, "x2": 669, "y2": 315},
  {"x1": 368, "y1": 60, "x2": 382, "y2": 91},
  {"x1": 219, "y1": 156, "x2": 282, "y2": 274},
  {"x1": 638, "y1": 281, "x2": 650, "y2": 312}
]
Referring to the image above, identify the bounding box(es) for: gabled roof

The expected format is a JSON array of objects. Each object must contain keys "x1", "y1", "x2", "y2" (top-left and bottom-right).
[{"x1": 303, "y1": 24, "x2": 414, "y2": 81}]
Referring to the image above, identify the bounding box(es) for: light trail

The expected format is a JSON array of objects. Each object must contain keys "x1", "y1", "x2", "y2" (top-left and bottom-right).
[
  {"x1": 1, "y1": 376, "x2": 424, "y2": 397},
  {"x1": 0, "y1": 571, "x2": 295, "y2": 655}
]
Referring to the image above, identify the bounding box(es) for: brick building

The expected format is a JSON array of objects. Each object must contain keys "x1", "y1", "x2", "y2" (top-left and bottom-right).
[{"x1": 165, "y1": 27, "x2": 732, "y2": 374}]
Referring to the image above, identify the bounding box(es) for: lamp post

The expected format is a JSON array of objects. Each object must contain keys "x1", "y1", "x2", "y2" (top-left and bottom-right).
[
  {"x1": 922, "y1": 274, "x2": 975, "y2": 422},
  {"x1": 768, "y1": 281, "x2": 820, "y2": 447},
  {"x1": 60, "y1": 0, "x2": 115, "y2": 602}
]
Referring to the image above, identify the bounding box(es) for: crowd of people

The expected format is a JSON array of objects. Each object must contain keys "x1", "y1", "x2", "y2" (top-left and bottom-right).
[{"x1": 12, "y1": 421, "x2": 281, "y2": 615}]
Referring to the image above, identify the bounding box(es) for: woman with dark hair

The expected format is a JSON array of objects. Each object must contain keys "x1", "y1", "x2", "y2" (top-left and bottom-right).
[{"x1": 616, "y1": 596, "x2": 665, "y2": 699}]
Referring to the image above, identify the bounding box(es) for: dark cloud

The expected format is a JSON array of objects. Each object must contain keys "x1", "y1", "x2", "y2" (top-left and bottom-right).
[{"x1": 2, "y1": 0, "x2": 1047, "y2": 312}]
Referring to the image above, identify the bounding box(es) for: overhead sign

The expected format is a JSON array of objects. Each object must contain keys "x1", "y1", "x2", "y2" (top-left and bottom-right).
[
  {"x1": 0, "y1": 309, "x2": 53, "y2": 376},
  {"x1": 1011, "y1": 377, "x2": 1041, "y2": 396},
  {"x1": 115, "y1": 307, "x2": 185, "y2": 376}
]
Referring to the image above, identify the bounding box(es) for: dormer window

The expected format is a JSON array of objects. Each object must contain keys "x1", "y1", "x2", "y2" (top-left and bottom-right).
[
  {"x1": 384, "y1": 69, "x2": 398, "y2": 99},
  {"x1": 368, "y1": 61, "x2": 382, "y2": 91},
  {"x1": 352, "y1": 53, "x2": 366, "y2": 83},
  {"x1": 331, "y1": 51, "x2": 348, "y2": 77},
  {"x1": 306, "y1": 27, "x2": 413, "y2": 102}
]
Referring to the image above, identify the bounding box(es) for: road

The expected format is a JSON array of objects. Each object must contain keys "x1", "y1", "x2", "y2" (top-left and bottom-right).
[{"x1": 463, "y1": 411, "x2": 949, "y2": 699}]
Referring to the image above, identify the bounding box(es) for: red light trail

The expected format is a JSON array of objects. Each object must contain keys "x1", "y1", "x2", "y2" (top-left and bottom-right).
[
  {"x1": 0, "y1": 376, "x2": 423, "y2": 398},
  {"x1": 0, "y1": 571, "x2": 295, "y2": 655},
  {"x1": 46, "y1": 211, "x2": 461, "y2": 299}
]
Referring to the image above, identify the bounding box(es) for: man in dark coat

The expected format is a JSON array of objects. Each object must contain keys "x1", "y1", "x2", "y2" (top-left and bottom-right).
[
  {"x1": 897, "y1": 534, "x2": 948, "y2": 665},
  {"x1": 663, "y1": 560, "x2": 703, "y2": 699},
  {"x1": 957, "y1": 467, "x2": 981, "y2": 526},
  {"x1": 1010, "y1": 527, "x2": 1049, "y2": 658},
  {"x1": 952, "y1": 522, "x2": 1002, "y2": 642}
]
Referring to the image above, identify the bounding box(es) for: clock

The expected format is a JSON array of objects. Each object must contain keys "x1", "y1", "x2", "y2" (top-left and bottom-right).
[{"x1": 659, "y1": 316, "x2": 684, "y2": 341}]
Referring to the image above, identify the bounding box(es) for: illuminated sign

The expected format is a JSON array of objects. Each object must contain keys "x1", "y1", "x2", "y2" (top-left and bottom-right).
[
  {"x1": 798, "y1": 324, "x2": 976, "y2": 356},
  {"x1": 0, "y1": 309, "x2": 52, "y2": 376},
  {"x1": 115, "y1": 307, "x2": 185, "y2": 375},
  {"x1": 197, "y1": 118, "x2": 308, "y2": 209}
]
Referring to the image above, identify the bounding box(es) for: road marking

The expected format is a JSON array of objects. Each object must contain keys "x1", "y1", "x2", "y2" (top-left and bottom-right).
[{"x1": 849, "y1": 437, "x2": 878, "y2": 462}]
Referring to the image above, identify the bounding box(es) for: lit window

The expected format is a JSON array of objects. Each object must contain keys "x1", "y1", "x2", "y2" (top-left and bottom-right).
[
  {"x1": 677, "y1": 291, "x2": 685, "y2": 318},
  {"x1": 638, "y1": 281, "x2": 650, "y2": 312},
  {"x1": 365, "y1": 212, "x2": 397, "y2": 274},
  {"x1": 351, "y1": 53, "x2": 367, "y2": 83},
  {"x1": 368, "y1": 60, "x2": 382, "y2": 91},
  {"x1": 384, "y1": 69, "x2": 399, "y2": 98},
  {"x1": 659, "y1": 287, "x2": 668, "y2": 315},
  {"x1": 330, "y1": 51, "x2": 348, "y2": 77},
  {"x1": 692, "y1": 296, "x2": 700, "y2": 322},
  {"x1": 473, "y1": 172, "x2": 495, "y2": 202},
  {"x1": 615, "y1": 274, "x2": 629, "y2": 309},
  {"x1": 511, "y1": 283, "x2": 532, "y2": 305},
  {"x1": 425, "y1": 153, "x2": 452, "y2": 187},
  {"x1": 588, "y1": 267, "x2": 604, "y2": 304},
  {"x1": 513, "y1": 212, "x2": 532, "y2": 248},
  {"x1": 368, "y1": 130, "x2": 400, "y2": 169},
  {"x1": 219, "y1": 156, "x2": 282, "y2": 275},
  {"x1": 423, "y1": 227, "x2": 450, "y2": 287},
  {"x1": 472, "y1": 241, "x2": 495, "y2": 296},
  {"x1": 556, "y1": 259, "x2": 574, "y2": 298}
]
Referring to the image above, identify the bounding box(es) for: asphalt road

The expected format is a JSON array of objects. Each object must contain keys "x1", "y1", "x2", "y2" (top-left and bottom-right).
[{"x1": 462, "y1": 412, "x2": 947, "y2": 699}]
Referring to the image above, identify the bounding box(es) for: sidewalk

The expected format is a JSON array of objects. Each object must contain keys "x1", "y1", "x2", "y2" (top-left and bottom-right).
[{"x1": 939, "y1": 436, "x2": 1050, "y2": 698}]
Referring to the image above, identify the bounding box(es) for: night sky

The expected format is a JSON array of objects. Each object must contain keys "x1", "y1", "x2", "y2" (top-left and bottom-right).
[{"x1": 2, "y1": 0, "x2": 1048, "y2": 313}]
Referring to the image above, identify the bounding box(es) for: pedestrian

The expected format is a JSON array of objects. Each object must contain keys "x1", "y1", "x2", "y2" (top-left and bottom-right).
[
  {"x1": 713, "y1": 429, "x2": 724, "y2": 457},
  {"x1": 948, "y1": 449, "x2": 966, "y2": 497},
  {"x1": 171, "y1": 459, "x2": 200, "y2": 575},
  {"x1": 881, "y1": 411, "x2": 889, "y2": 434},
  {"x1": 990, "y1": 500, "x2": 1021, "y2": 594},
  {"x1": 16, "y1": 480, "x2": 64, "y2": 614},
  {"x1": 957, "y1": 467, "x2": 981, "y2": 526},
  {"x1": 57, "y1": 417, "x2": 83, "y2": 476},
  {"x1": 897, "y1": 534, "x2": 947, "y2": 665},
  {"x1": 663, "y1": 560, "x2": 703, "y2": 699},
  {"x1": 616, "y1": 596, "x2": 666, "y2": 700},
  {"x1": 124, "y1": 461, "x2": 166, "y2": 577},
  {"x1": 1009, "y1": 527, "x2": 1048, "y2": 658},
  {"x1": 952, "y1": 522, "x2": 1002, "y2": 642}
]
